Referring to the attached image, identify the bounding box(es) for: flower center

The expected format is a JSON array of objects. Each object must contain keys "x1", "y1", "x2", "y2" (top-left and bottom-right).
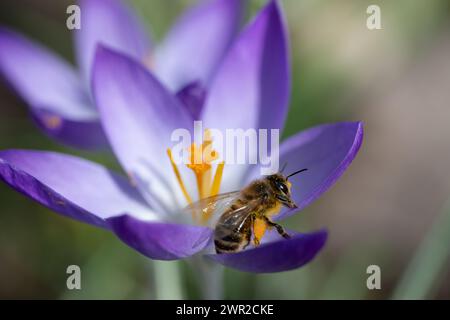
[{"x1": 167, "y1": 129, "x2": 225, "y2": 223}]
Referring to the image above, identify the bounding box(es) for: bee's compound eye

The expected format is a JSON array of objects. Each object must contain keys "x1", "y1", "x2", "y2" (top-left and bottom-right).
[{"x1": 276, "y1": 181, "x2": 289, "y2": 194}]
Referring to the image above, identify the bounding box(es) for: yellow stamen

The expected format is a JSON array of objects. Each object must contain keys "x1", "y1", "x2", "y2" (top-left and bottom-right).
[
  {"x1": 202, "y1": 167, "x2": 212, "y2": 197},
  {"x1": 210, "y1": 162, "x2": 225, "y2": 197},
  {"x1": 167, "y1": 149, "x2": 192, "y2": 205},
  {"x1": 200, "y1": 163, "x2": 225, "y2": 224},
  {"x1": 194, "y1": 170, "x2": 205, "y2": 199},
  {"x1": 167, "y1": 129, "x2": 226, "y2": 224}
]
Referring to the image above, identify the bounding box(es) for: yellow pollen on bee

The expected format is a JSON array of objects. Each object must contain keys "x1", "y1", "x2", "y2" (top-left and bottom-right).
[
  {"x1": 253, "y1": 218, "x2": 268, "y2": 246},
  {"x1": 167, "y1": 129, "x2": 225, "y2": 223},
  {"x1": 266, "y1": 202, "x2": 282, "y2": 218}
]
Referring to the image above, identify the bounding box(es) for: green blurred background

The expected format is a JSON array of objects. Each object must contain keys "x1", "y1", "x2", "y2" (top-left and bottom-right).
[{"x1": 1, "y1": 0, "x2": 449, "y2": 299}]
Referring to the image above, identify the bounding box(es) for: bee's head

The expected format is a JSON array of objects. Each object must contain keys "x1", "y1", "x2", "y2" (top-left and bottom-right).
[{"x1": 266, "y1": 168, "x2": 307, "y2": 209}]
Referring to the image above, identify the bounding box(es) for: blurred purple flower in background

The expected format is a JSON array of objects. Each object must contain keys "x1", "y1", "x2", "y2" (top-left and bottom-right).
[
  {"x1": 0, "y1": 0, "x2": 242, "y2": 149},
  {"x1": 0, "y1": 1, "x2": 363, "y2": 274}
]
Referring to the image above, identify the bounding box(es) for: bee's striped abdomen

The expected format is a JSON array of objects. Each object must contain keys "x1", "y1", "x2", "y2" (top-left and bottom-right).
[
  {"x1": 214, "y1": 207, "x2": 252, "y2": 254},
  {"x1": 214, "y1": 226, "x2": 251, "y2": 254}
]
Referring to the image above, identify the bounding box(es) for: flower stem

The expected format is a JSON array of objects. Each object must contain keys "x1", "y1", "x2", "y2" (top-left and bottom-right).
[
  {"x1": 152, "y1": 260, "x2": 184, "y2": 300},
  {"x1": 392, "y1": 199, "x2": 450, "y2": 299},
  {"x1": 192, "y1": 256, "x2": 224, "y2": 300}
]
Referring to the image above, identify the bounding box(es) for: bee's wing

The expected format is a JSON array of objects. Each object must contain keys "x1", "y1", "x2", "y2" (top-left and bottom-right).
[
  {"x1": 217, "y1": 197, "x2": 264, "y2": 232},
  {"x1": 181, "y1": 191, "x2": 241, "y2": 226}
]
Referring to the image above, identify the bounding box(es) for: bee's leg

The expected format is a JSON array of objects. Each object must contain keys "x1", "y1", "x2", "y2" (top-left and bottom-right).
[
  {"x1": 242, "y1": 223, "x2": 252, "y2": 250},
  {"x1": 263, "y1": 217, "x2": 290, "y2": 239}
]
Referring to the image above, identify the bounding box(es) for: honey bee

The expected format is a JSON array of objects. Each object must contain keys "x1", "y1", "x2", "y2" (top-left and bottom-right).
[{"x1": 184, "y1": 168, "x2": 308, "y2": 254}]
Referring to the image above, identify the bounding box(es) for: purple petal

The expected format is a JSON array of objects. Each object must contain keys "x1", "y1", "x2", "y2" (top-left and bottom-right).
[
  {"x1": 76, "y1": 0, "x2": 151, "y2": 84},
  {"x1": 31, "y1": 108, "x2": 108, "y2": 150},
  {"x1": 92, "y1": 46, "x2": 194, "y2": 208},
  {"x1": 0, "y1": 28, "x2": 108, "y2": 148},
  {"x1": 201, "y1": 0, "x2": 290, "y2": 132},
  {"x1": 154, "y1": 0, "x2": 243, "y2": 91},
  {"x1": 263, "y1": 122, "x2": 364, "y2": 220},
  {"x1": 208, "y1": 229, "x2": 327, "y2": 273},
  {"x1": 200, "y1": 0, "x2": 289, "y2": 191},
  {"x1": 108, "y1": 215, "x2": 213, "y2": 260},
  {"x1": 0, "y1": 28, "x2": 93, "y2": 119},
  {"x1": 176, "y1": 81, "x2": 207, "y2": 120},
  {"x1": 0, "y1": 150, "x2": 153, "y2": 228}
]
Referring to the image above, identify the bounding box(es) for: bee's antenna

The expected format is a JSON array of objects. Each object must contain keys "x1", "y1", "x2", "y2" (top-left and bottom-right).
[
  {"x1": 280, "y1": 162, "x2": 288, "y2": 173},
  {"x1": 286, "y1": 168, "x2": 308, "y2": 179}
]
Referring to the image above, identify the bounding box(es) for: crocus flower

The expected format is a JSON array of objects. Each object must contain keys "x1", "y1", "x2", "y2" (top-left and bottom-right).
[
  {"x1": 0, "y1": 1, "x2": 363, "y2": 273},
  {"x1": 0, "y1": 0, "x2": 242, "y2": 149}
]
